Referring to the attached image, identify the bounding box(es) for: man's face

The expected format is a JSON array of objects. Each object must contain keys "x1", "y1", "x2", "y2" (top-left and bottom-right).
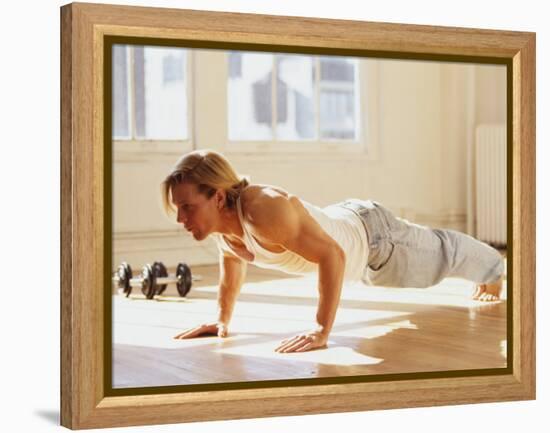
[{"x1": 171, "y1": 182, "x2": 220, "y2": 241}]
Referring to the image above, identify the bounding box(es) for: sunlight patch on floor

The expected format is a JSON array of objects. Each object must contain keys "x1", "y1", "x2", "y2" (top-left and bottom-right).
[
  {"x1": 113, "y1": 295, "x2": 411, "y2": 350},
  {"x1": 500, "y1": 340, "x2": 507, "y2": 359},
  {"x1": 341, "y1": 277, "x2": 507, "y2": 306},
  {"x1": 215, "y1": 343, "x2": 384, "y2": 367},
  {"x1": 113, "y1": 273, "x2": 505, "y2": 352},
  {"x1": 331, "y1": 319, "x2": 418, "y2": 339},
  {"x1": 188, "y1": 274, "x2": 506, "y2": 307},
  {"x1": 113, "y1": 322, "x2": 259, "y2": 349}
]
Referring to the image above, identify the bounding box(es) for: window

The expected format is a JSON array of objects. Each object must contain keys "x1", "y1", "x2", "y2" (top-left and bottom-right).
[
  {"x1": 112, "y1": 45, "x2": 190, "y2": 141},
  {"x1": 227, "y1": 52, "x2": 360, "y2": 143}
]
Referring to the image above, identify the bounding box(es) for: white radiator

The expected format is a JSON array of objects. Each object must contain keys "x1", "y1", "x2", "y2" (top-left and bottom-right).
[{"x1": 475, "y1": 124, "x2": 507, "y2": 247}]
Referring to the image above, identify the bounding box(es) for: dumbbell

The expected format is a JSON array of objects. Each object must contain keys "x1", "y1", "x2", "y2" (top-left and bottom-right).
[{"x1": 112, "y1": 261, "x2": 195, "y2": 299}]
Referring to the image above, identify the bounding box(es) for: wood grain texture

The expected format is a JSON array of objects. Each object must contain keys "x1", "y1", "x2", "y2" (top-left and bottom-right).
[
  {"x1": 60, "y1": 4, "x2": 73, "y2": 429},
  {"x1": 74, "y1": 2, "x2": 530, "y2": 58},
  {"x1": 60, "y1": 2, "x2": 536, "y2": 429},
  {"x1": 512, "y1": 33, "x2": 536, "y2": 395}
]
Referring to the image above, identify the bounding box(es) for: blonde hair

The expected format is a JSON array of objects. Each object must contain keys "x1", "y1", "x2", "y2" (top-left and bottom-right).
[{"x1": 161, "y1": 149, "x2": 249, "y2": 214}]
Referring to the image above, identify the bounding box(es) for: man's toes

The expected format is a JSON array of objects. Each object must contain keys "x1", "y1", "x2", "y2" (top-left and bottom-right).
[
  {"x1": 479, "y1": 293, "x2": 499, "y2": 302},
  {"x1": 472, "y1": 285, "x2": 484, "y2": 299}
]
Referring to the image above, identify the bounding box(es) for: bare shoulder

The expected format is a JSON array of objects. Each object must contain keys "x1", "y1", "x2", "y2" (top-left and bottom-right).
[{"x1": 240, "y1": 184, "x2": 301, "y2": 226}]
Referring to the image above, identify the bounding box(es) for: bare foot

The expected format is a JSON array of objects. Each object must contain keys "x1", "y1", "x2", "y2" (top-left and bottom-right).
[{"x1": 472, "y1": 277, "x2": 503, "y2": 302}]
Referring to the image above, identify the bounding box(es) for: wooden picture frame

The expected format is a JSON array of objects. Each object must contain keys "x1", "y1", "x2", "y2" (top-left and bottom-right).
[{"x1": 60, "y1": 2, "x2": 535, "y2": 429}]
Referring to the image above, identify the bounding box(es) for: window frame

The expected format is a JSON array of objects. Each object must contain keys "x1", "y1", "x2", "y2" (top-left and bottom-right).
[
  {"x1": 224, "y1": 54, "x2": 380, "y2": 159},
  {"x1": 112, "y1": 45, "x2": 195, "y2": 157}
]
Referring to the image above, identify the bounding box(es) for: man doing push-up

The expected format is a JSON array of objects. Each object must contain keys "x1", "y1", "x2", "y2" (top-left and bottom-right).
[{"x1": 161, "y1": 150, "x2": 504, "y2": 354}]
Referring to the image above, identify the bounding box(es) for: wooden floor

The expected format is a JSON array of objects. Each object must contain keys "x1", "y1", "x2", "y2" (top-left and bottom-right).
[{"x1": 112, "y1": 264, "x2": 507, "y2": 389}]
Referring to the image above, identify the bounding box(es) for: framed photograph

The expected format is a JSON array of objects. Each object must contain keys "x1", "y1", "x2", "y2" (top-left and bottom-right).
[{"x1": 60, "y1": 2, "x2": 535, "y2": 429}]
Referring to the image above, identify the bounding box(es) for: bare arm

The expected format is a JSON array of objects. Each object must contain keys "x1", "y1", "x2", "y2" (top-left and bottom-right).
[
  {"x1": 216, "y1": 252, "x2": 247, "y2": 335},
  {"x1": 245, "y1": 192, "x2": 346, "y2": 352},
  {"x1": 174, "y1": 249, "x2": 246, "y2": 340}
]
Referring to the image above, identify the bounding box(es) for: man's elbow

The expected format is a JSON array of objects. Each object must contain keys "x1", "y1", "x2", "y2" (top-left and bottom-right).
[
  {"x1": 336, "y1": 243, "x2": 346, "y2": 264},
  {"x1": 327, "y1": 242, "x2": 346, "y2": 267}
]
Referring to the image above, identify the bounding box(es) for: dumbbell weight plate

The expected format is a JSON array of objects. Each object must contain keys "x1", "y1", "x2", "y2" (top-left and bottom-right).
[
  {"x1": 117, "y1": 262, "x2": 133, "y2": 297},
  {"x1": 176, "y1": 263, "x2": 192, "y2": 297},
  {"x1": 153, "y1": 262, "x2": 168, "y2": 295},
  {"x1": 140, "y1": 264, "x2": 156, "y2": 300}
]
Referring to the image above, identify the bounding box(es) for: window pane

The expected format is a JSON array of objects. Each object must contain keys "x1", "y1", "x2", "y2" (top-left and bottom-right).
[
  {"x1": 228, "y1": 52, "x2": 274, "y2": 140},
  {"x1": 134, "y1": 46, "x2": 188, "y2": 140},
  {"x1": 112, "y1": 45, "x2": 129, "y2": 138},
  {"x1": 275, "y1": 55, "x2": 315, "y2": 140},
  {"x1": 319, "y1": 57, "x2": 358, "y2": 140}
]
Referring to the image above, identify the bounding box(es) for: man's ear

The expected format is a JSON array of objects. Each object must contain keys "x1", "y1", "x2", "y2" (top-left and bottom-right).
[{"x1": 215, "y1": 189, "x2": 226, "y2": 209}]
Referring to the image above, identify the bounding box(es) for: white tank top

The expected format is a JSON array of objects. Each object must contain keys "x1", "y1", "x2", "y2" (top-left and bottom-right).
[{"x1": 214, "y1": 196, "x2": 369, "y2": 282}]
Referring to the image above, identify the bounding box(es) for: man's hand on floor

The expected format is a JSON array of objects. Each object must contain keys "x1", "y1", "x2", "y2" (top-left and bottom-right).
[
  {"x1": 173, "y1": 322, "x2": 229, "y2": 339},
  {"x1": 275, "y1": 331, "x2": 328, "y2": 353}
]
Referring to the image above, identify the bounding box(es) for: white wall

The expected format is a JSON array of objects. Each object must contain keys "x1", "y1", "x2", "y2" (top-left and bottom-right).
[
  {"x1": 369, "y1": 59, "x2": 443, "y2": 217},
  {"x1": 476, "y1": 64, "x2": 507, "y2": 124}
]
